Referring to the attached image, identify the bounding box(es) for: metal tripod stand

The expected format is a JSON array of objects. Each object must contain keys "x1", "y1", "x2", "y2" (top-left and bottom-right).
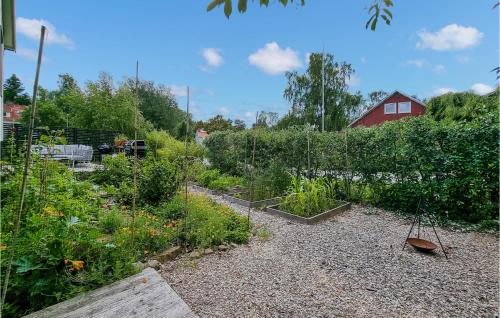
[{"x1": 402, "y1": 198, "x2": 448, "y2": 259}]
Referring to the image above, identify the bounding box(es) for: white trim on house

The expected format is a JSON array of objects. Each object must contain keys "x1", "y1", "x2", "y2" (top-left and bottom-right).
[
  {"x1": 398, "y1": 101, "x2": 411, "y2": 114},
  {"x1": 384, "y1": 103, "x2": 396, "y2": 114}
]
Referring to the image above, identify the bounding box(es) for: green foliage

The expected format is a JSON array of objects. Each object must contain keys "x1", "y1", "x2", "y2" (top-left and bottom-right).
[
  {"x1": 426, "y1": 89, "x2": 499, "y2": 122},
  {"x1": 124, "y1": 78, "x2": 186, "y2": 136},
  {"x1": 196, "y1": 169, "x2": 221, "y2": 187},
  {"x1": 206, "y1": 0, "x2": 392, "y2": 31},
  {"x1": 138, "y1": 158, "x2": 180, "y2": 205},
  {"x1": 1, "y1": 156, "x2": 250, "y2": 317},
  {"x1": 280, "y1": 176, "x2": 336, "y2": 217},
  {"x1": 208, "y1": 175, "x2": 243, "y2": 192},
  {"x1": 180, "y1": 194, "x2": 250, "y2": 247},
  {"x1": 196, "y1": 169, "x2": 243, "y2": 192},
  {"x1": 282, "y1": 52, "x2": 362, "y2": 131},
  {"x1": 92, "y1": 153, "x2": 132, "y2": 187},
  {"x1": 204, "y1": 116, "x2": 499, "y2": 223},
  {"x1": 194, "y1": 114, "x2": 246, "y2": 133},
  {"x1": 3, "y1": 74, "x2": 31, "y2": 105},
  {"x1": 145, "y1": 130, "x2": 205, "y2": 162}
]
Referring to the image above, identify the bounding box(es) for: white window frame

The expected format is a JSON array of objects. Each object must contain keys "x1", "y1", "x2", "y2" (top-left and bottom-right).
[
  {"x1": 398, "y1": 101, "x2": 411, "y2": 114},
  {"x1": 4, "y1": 111, "x2": 11, "y2": 118},
  {"x1": 384, "y1": 103, "x2": 396, "y2": 114}
]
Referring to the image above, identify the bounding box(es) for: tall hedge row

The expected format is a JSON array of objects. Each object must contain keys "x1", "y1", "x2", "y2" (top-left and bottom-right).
[{"x1": 203, "y1": 116, "x2": 499, "y2": 222}]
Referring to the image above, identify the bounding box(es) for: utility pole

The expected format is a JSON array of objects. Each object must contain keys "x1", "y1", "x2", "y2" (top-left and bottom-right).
[{"x1": 321, "y1": 47, "x2": 325, "y2": 132}]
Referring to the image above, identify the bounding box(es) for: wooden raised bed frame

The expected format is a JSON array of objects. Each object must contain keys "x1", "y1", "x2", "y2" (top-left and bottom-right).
[
  {"x1": 223, "y1": 192, "x2": 282, "y2": 209},
  {"x1": 265, "y1": 201, "x2": 351, "y2": 224}
]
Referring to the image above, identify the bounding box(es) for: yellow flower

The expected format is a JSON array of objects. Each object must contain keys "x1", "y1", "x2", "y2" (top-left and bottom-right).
[
  {"x1": 43, "y1": 206, "x2": 64, "y2": 217},
  {"x1": 0, "y1": 244, "x2": 7, "y2": 250}
]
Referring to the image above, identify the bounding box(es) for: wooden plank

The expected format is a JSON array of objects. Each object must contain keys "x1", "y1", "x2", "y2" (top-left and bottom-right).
[{"x1": 24, "y1": 268, "x2": 198, "y2": 318}]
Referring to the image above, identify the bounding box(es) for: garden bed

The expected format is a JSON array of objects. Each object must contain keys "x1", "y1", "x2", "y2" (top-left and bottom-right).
[
  {"x1": 223, "y1": 192, "x2": 282, "y2": 209},
  {"x1": 265, "y1": 200, "x2": 351, "y2": 224}
]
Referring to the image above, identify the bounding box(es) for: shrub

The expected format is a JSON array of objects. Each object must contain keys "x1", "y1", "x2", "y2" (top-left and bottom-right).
[
  {"x1": 146, "y1": 130, "x2": 204, "y2": 162},
  {"x1": 138, "y1": 158, "x2": 179, "y2": 205},
  {"x1": 196, "y1": 169, "x2": 220, "y2": 187},
  {"x1": 92, "y1": 153, "x2": 131, "y2": 187},
  {"x1": 208, "y1": 175, "x2": 243, "y2": 192}
]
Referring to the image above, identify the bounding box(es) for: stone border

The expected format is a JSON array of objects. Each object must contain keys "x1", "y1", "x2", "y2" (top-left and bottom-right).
[
  {"x1": 223, "y1": 192, "x2": 283, "y2": 209},
  {"x1": 264, "y1": 201, "x2": 351, "y2": 224}
]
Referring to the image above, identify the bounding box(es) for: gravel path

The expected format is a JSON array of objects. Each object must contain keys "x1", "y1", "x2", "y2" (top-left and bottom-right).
[{"x1": 161, "y1": 190, "x2": 499, "y2": 318}]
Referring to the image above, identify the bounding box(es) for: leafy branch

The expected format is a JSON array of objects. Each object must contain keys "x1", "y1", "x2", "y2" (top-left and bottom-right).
[{"x1": 206, "y1": 0, "x2": 394, "y2": 31}]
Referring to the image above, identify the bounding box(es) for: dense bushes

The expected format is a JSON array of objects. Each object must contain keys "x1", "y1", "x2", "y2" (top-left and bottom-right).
[
  {"x1": 1, "y1": 155, "x2": 249, "y2": 317},
  {"x1": 204, "y1": 116, "x2": 499, "y2": 222},
  {"x1": 138, "y1": 158, "x2": 179, "y2": 205}
]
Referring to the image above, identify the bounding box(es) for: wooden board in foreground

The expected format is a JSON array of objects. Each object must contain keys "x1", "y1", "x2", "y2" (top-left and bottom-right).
[{"x1": 24, "y1": 268, "x2": 198, "y2": 318}]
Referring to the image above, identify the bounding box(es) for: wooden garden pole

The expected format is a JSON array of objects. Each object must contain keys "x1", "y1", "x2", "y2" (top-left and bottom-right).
[
  {"x1": 1, "y1": 26, "x2": 46, "y2": 308},
  {"x1": 183, "y1": 86, "x2": 190, "y2": 247},
  {"x1": 131, "y1": 61, "x2": 139, "y2": 248},
  {"x1": 247, "y1": 112, "x2": 258, "y2": 228}
]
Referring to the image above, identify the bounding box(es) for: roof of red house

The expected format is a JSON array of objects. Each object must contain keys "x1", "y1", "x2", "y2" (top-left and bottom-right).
[
  {"x1": 348, "y1": 90, "x2": 426, "y2": 128},
  {"x1": 196, "y1": 129, "x2": 209, "y2": 138},
  {"x1": 3, "y1": 104, "x2": 27, "y2": 122}
]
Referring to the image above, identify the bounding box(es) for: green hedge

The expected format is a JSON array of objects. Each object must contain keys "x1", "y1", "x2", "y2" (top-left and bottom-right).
[{"x1": 204, "y1": 116, "x2": 499, "y2": 222}]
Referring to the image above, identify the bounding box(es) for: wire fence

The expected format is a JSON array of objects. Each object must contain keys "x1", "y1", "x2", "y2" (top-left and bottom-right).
[{"x1": 1, "y1": 123, "x2": 120, "y2": 161}]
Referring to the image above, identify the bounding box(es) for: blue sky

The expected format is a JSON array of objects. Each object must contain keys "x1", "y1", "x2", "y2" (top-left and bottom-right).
[{"x1": 5, "y1": 1, "x2": 499, "y2": 124}]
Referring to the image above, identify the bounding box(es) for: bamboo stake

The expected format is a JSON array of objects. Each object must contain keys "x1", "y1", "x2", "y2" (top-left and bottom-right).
[
  {"x1": 131, "y1": 61, "x2": 139, "y2": 248},
  {"x1": 183, "y1": 87, "x2": 190, "y2": 248},
  {"x1": 1, "y1": 26, "x2": 46, "y2": 308},
  {"x1": 246, "y1": 112, "x2": 258, "y2": 228}
]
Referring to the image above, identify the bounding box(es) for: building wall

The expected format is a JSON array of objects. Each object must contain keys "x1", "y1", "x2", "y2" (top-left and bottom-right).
[{"x1": 351, "y1": 92, "x2": 426, "y2": 128}]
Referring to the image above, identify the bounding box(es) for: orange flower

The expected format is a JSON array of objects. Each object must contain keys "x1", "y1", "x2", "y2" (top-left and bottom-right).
[
  {"x1": 65, "y1": 259, "x2": 84, "y2": 271},
  {"x1": 72, "y1": 260, "x2": 84, "y2": 271}
]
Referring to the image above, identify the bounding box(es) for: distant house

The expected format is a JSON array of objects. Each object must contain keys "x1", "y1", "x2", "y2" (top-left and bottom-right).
[
  {"x1": 3, "y1": 104, "x2": 26, "y2": 123},
  {"x1": 195, "y1": 129, "x2": 209, "y2": 144},
  {"x1": 349, "y1": 91, "x2": 426, "y2": 128}
]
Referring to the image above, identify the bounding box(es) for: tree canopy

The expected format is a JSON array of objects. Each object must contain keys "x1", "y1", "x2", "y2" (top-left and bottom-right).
[
  {"x1": 279, "y1": 52, "x2": 362, "y2": 131},
  {"x1": 3, "y1": 74, "x2": 31, "y2": 105}
]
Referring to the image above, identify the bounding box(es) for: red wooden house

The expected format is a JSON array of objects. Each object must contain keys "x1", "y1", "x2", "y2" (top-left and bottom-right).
[{"x1": 349, "y1": 91, "x2": 426, "y2": 128}]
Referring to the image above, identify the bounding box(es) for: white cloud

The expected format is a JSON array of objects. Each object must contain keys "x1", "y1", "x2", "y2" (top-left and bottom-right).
[
  {"x1": 17, "y1": 17, "x2": 74, "y2": 48},
  {"x1": 416, "y1": 24, "x2": 483, "y2": 51},
  {"x1": 305, "y1": 52, "x2": 311, "y2": 65},
  {"x1": 168, "y1": 85, "x2": 188, "y2": 97},
  {"x1": 405, "y1": 59, "x2": 425, "y2": 68},
  {"x1": 471, "y1": 83, "x2": 494, "y2": 95},
  {"x1": 434, "y1": 87, "x2": 457, "y2": 96},
  {"x1": 201, "y1": 48, "x2": 223, "y2": 70},
  {"x1": 433, "y1": 64, "x2": 445, "y2": 73},
  {"x1": 16, "y1": 47, "x2": 37, "y2": 60},
  {"x1": 346, "y1": 74, "x2": 360, "y2": 87},
  {"x1": 248, "y1": 42, "x2": 302, "y2": 75},
  {"x1": 455, "y1": 55, "x2": 471, "y2": 64},
  {"x1": 218, "y1": 107, "x2": 230, "y2": 115}
]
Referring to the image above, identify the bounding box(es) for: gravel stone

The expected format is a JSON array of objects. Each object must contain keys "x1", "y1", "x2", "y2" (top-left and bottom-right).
[
  {"x1": 146, "y1": 259, "x2": 160, "y2": 269},
  {"x1": 162, "y1": 189, "x2": 499, "y2": 317}
]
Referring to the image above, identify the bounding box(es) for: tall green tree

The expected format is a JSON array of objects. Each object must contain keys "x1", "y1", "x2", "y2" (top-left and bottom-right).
[
  {"x1": 124, "y1": 79, "x2": 185, "y2": 135},
  {"x1": 282, "y1": 52, "x2": 362, "y2": 131},
  {"x1": 426, "y1": 89, "x2": 499, "y2": 122},
  {"x1": 3, "y1": 74, "x2": 31, "y2": 105}
]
